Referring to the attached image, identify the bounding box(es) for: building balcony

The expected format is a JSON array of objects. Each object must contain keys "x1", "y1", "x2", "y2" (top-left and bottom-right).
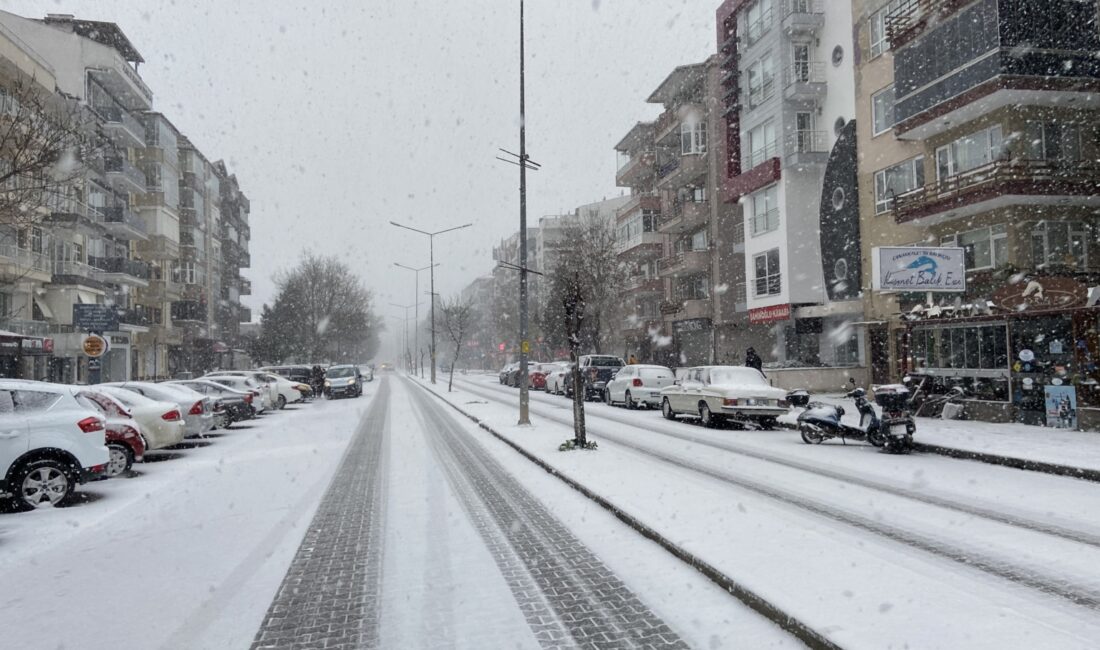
[
  {"x1": 616, "y1": 150, "x2": 656, "y2": 187},
  {"x1": 784, "y1": 130, "x2": 830, "y2": 166},
  {"x1": 101, "y1": 206, "x2": 148, "y2": 241},
  {"x1": 117, "y1": 308, "x2": 156, "y2": 329},
  {"x1": 97, "y1": 105, "x2": 146, "y2": 148},
  {"x1": 171, "y1": 300, "x2": 207, "y2": 324},
  {"x1": 90, "y1": 256, "x2": 151, "y2": 287},
  {"x1": 622, "y1": 276, "x2": 664, "y2": 296},
  {"x1": 615, "y1": 193, "x2": 661, "y2": 222},
  {"x1": 892, "y1": 159, "x2": 1100, "y2": 225},
  {"x1": 783, "y1": 62, "x2": 826, "y2": 102},
  {"x1": 239, "y1": 277, "x2": 252, "y2": 296},
  {"x1": 655, "y1": 153, "x2": 708, "y2": 190},
  {"x1": 0, "y1": 319, "x2": 51, "y2": 338},
  {"x1": 50, "y1": 260, "x2": 105, "y2": 289},
  {"x1": 620, "y1": 317, "x2": 662, "y2": 337},
  {"x1": 239, "y1": 306, "x2": 253, "y2": 323},
  {"x1": 0, "y1": 245, "x2": 51, "y2": 282},
  {"x1": 781, "y1": 0, "x2": 825, "y2": 34},
  {"x1": 182, "y1": 170, "x2": 206, "y2": 193},
  {"x1": 658, "y1": 200, "x2": 709, "y2": 234},
  {"x1": 616, "y1": 232, "x2": 665, "y2": 259},
  {"x1": 104, "y1": 156, "x2": 147, "y2": 193},
  {"x1": 44, "y1": 210, "x2": 104, "y2": 237},
  {"x1": 88, "y1": 64, "x2": 152, "y2": 111},
  {"x1": 661, "y1": 298, "x2": 713, "y2": 321},
  {"x1": 658, "y1": 249, "x2": 711, "y2": 277},
  {"x1": 725, "y1": 156, "x2": 782, "y2": 202},
  {"x1": 143, "y1": 276, "x2": 184, "y2": 302}
]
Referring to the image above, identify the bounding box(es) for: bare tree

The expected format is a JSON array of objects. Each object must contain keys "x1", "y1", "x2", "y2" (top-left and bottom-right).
[
  {"x1": 553, "y1": 266, "x2": 590, "y2": 449},
  {"x1": 440, "y1": 296, "x2": 475, "y2": 392},
  {"x1": 0, "y1": 76, "x2": 99, "y2": 230}
]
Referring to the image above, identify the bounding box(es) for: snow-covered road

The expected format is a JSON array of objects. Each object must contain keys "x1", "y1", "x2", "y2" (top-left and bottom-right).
[{"x1": 441, "y1": 373, "x2": 1100, "y2": 649}]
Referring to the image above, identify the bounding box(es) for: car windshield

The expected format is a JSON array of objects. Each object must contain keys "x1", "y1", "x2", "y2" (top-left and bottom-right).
[
  {"x1": 588, "y1": 357, "x2": 624, "y2": 367},
  {"x1": 327, "y1": 367, "x2": 355, "y2": 378}
]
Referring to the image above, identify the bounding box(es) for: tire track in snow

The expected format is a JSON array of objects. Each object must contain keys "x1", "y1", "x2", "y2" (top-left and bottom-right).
[
  {"x1": 457, "y1": 377, "x2": 1100, "y2": 612},
  {"x1": 250, "y1": 379, "x2": 390, "y2": 650},
  {"x1": 407, "y1": 379, "x2": 690, "y2": 650}
]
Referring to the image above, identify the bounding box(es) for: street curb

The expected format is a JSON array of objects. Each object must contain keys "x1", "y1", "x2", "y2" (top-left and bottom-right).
[
  {"x1": 407, "y1": 377, "x2": 842, "y2": 650},
  {"x1": 776, "y1": 421, "x2": 1100, "y2": 483}
]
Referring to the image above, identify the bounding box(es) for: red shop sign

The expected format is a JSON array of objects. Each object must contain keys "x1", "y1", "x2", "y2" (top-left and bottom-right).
[{"x1": 749, "y1": 303, "x2": 792, "y2": 324}]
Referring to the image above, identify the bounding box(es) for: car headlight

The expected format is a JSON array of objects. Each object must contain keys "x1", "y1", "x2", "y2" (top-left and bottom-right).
[{"x1": 324, "y1": 380, "x2": 331, "y2": 387}]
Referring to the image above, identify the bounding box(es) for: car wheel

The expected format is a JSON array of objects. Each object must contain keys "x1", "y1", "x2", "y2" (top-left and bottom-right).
[
  {"x1": 14, "y1": 459, "x2": 74, "y2": 509},
  {"x1": 662, "y1": 398, "x2": 676, "y2": 421},
  {"x1": 105, "y1": 443, "x2": 134, "y2": 478},
  {"x1": 277, "y1": 395, "x2": 287, "y2": 410},
  {"x1": 625, "y1": 391, "x2": 636, "y2": 410},
  {"x1": 699, "y1": 402, "x2": 717, "y2": 428}
]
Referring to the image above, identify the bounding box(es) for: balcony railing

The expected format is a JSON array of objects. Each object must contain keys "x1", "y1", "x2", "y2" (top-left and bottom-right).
[
  {"x1": 892, "y1": 158, "x2": 1100, "y2": 223},
  {"x1": 743, "y1": 141, "x2": 779, "y2": 170},
  {"x1": 754, "y1": 274, "x2": 782, "y2": 297},
  {"x1": 102, "y1": 205, "x2": 147, "y2": 235},
  {"x1": 0, "y1": 245, "x2": 52, "y2": 274},
  {"x1": 783, "y1": 0, "x2": 824, "y2": 17},
  {"x1": 884, "y1": 0, "x2": 934, "y2": 49},
  {"x1": 0, "y1": 318, "x2": 50, "y2": 337},
  {"x1": 118, "y1": 308, "x2": 157, "y2": 327},
  {"x1": 103, "y1": 156, "x2": 146, "y2": 190},
  {"x1": 171, "y1": 300, "x2": 207, "y2": 323},
  {"x1": 784, "y1": 61, "x2": 825, "y2": 88},
  {"x1": 787, "y1": 130, "x2": 830, "y2": 155},
  {"x1": 97, "y1": 105, "x2": 146, "y2": 146},
  {"x1": 743, "y1": 7, "x2": 774, "y2": 47},
  {"x1": 90, "y1": 256, "x2": 152, "y2": 280}
]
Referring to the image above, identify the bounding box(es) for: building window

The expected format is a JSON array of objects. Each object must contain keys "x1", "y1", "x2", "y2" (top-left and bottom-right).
[
  {"x1": 745, "y1": 0, "x2": 773, "y2": 45},
  {"x1": 936, "y1": 125, "x2": 1004, "y2": 180},
  {"x1": 680, "y1": 119, "x2": 707, "y2": 155},
  {"x1": 747, "y1": 52, "x2": 775, "y2": 106},
  {"x1": 835, "y1": 331, "x2": 860, "y2": 365},
  {"x1": 749, "y1": 185, "x2": 779, "y2": 236},
  {"x1": 873, "y1": 156, "x2": 924, "y2": 214},
  {"x1": 869, "y1": 0, "x2": 906, "y2": 59},
  {"x1": 940, "y1": 224, "x2": 1007, "y2": 271},
  {"x1": 871, "y1": 85, "x2": 895, "y2": 136},
  {"x1": 1024, "y1": 121, "x2": 1082, "y2": 162},
  {"x1": 690, "y1": 229, "x2": 708, "y2": 251},
  {"x1": 745, "y1": 121, "x2": 777, "y2": 168},
  {"x1": 1031, "y1": 221, "x2": 1090, "y2": 269},
  {"x1": 677, "y1": 275, "x2": 710, "y2": 301},
  {"x1": 753, "y1": 248, "x2": 781, "y2": 296}
]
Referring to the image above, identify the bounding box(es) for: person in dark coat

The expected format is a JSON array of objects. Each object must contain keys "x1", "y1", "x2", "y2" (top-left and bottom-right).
[{"x1": 745, "y1": 347, "x2": 763, "y2": 374}]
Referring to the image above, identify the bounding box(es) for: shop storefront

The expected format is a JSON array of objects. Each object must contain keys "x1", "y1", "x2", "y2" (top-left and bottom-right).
[
  {"x1": 899, "y1": 276, "x2": 1100, "y2": 428},
  {"x1": 0, "y1": 332, "x2": 55, "y2": 381}
]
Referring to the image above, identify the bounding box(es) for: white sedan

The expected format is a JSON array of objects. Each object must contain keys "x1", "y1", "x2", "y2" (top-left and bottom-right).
[
  {"x1": 545, "y1": 363, "x2": 574, "y2": 395},
  {"x1": 659, "y1": 366, "x2": 789, "y2": 428},
  {"x1": 604, "y1": 364, "x2": 676, "y2": 409},
  {"x1": 92, "y1": 386, "x2": 187, "y2": 450},
  {"x1": 205, "y1": 371, "x2": 280, "y2": 410}
]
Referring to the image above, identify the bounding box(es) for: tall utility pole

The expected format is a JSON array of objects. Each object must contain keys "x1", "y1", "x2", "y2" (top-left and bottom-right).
[
  {"x1": 390, "y1": 221, "x2": 472, "y2": 384},
  {"x1": 389, "y1": 302, "x2": 419, "y2": 373},
  {"x1": 394, "y1": 262, "x2": 437, "y2": 378},
  {"x1": 517, "y1": 0, "x2": 530, "y2": 425}
]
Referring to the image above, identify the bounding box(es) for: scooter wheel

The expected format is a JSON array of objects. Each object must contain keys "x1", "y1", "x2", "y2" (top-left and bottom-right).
[
  {"x1": 800, "y1": 424, "x2": 825, "y2": 444},
  {"x1": 867, "y1": 429, "x2": 887, "y2": 447}
]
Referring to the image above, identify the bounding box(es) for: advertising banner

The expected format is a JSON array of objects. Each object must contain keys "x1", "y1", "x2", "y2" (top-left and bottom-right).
[
  {"x1": 1044, "y1": 385, "x2": 1078, "y2": 429},
  {"x1": 872, "y1": 247, "x2": 966, "y2": 292}
]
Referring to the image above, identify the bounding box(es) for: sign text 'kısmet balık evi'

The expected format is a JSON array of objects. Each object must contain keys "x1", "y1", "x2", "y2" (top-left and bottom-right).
[{"x1": 872, "y1": 247, "x2": 966, "y2": 293}]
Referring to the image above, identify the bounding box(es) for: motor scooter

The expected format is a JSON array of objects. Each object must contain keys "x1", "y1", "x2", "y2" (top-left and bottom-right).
[{"x1": 797, "y1": 386, "x2": 915, "y2": 453}]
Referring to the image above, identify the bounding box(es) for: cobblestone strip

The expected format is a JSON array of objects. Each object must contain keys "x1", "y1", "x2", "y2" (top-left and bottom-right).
[
  {"x1": 251, "y1": 380, "x2": 390, "y2": 650},
  {"x1": 407, "y1": 380, "x2": 689, "y2": 650}
]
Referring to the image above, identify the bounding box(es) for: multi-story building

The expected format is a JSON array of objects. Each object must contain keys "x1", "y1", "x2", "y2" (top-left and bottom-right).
[
  {"x1": 859, "y1": 0, "x2": 1100, "y2": 425},
  {"x1": 214, "y1": 161, "x2": 252, "y2": 370},
  {"x1": 716, "y1": 0, "x2": 860, "y2": 379},
  {"x1": 0, "y1": 11, "x2": 253, "y2": 382}
]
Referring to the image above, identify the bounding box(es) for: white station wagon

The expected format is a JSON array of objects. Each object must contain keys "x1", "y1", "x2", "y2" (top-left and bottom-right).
[{"x1": 659, "y1": 366, "x2": 789, "y2": 428}]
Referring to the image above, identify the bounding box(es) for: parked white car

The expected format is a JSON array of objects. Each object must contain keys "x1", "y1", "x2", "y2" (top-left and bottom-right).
[
  {"x1": 256, "y1": 372, "x2": 308, "y2": 407},
  {"x1": 204, "y1": 376, "x2": 268, "y2": 414},
  {"x1": 545, "y1": 362, "x2": 574, "y2": 395},
  {"x1": 205, "y1": 371, "x2": 279, "y2": 410},
  {"x1": 659, "y1": 366, "x2": 789, "y2": 428},
  {"x1": 604, "y1": 364, "x2": 676, "y2": 409},
  {"x1": 0, "y1": 380, "x2": 109, "y2": 509},
  {"x1": 103, "y1": 382, "x2": 214, "y2": 437},
  {"x1": 93, "y1": 386, "x2": 187, "y2": 450}
]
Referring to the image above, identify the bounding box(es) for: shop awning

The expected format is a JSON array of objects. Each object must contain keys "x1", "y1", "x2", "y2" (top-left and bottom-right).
[{"x1": 32, "y1": 296, "x2": 53, "y2": 320}]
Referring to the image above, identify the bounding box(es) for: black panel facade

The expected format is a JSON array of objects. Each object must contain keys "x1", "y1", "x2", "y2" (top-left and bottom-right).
[{"x1": 818, "y1": 120, "x2": 861, "y2": 303}]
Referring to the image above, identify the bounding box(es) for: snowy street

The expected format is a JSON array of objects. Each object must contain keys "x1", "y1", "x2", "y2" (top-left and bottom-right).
[{"x1": 3, "y1": 372, "x2": 1100, "y2": 649}]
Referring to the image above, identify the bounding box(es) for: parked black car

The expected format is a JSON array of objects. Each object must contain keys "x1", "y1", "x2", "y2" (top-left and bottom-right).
[
  {"x1": 263, "y1": 365, "x2": 313, "y2": 385},
  {"x1": 169, "y1": 379, "x2": 253, "y2": 425},
  {"x1": 576, "y1": 355, "x2": 625, "y2": 401},
  {"x1": 499, "y1": 363, "x2": 518, "y2": 385}
]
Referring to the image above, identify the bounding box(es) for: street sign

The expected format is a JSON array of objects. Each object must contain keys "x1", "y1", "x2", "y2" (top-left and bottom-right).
[
  {"x1": 82, "y1": 334, "x2": 109, "y2": 358},
  {"x1": 521, "y1": 340, "x2": 530, "y2": 354},
  {"x1": 73, "y1": 304, "x2": 119, "y2": 332}
]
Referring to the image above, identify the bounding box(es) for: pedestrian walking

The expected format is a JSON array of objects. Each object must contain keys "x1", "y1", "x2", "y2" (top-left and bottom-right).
[
  {"x1": 745, "y1": 347, "x2": 763, "y2": 374},
  {"x1": 628, "y1": 353, "x2": 638, "y2": 365}
]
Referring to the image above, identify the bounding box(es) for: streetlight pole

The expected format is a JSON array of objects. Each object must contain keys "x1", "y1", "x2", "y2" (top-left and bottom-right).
[
  {"x1": 389, "y1": 302, "x2": 419, "y2": 373},
  {"x1": 395, "y1": 262, "x2": 438, "y2": 378},
  {"x1": 390, "y1": 221, "x2": 472, "y2": 384},
  {"x1": 517, "y1": 0, "x2": 531, "y2": 425}
]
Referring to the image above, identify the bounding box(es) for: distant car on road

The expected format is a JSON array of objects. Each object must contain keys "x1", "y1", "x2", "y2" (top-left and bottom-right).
[
  {"x1": 659, "y1": 366, "x2": 789, "y2": 429},
  {"x1": 499, "y1": 363, "x2": 518, "y2": 385},
  {"x1": 604, "y1": 364, "x2": 676, "y2": 409}
]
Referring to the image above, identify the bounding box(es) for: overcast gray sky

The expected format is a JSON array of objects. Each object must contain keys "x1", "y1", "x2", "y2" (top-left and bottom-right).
[{"x1": 1, "y1": 0, "x2": 718, "y2": 319}]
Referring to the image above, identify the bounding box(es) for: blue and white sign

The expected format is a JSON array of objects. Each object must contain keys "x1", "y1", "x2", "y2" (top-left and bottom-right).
[{"x1": 872, "y1": 247, "x2": 966, "y2": 293}]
